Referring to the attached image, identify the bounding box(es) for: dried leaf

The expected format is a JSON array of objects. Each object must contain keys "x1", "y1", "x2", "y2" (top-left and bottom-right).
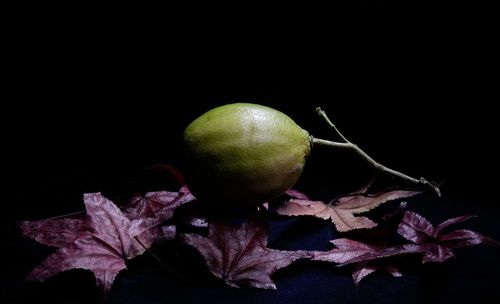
[
  {"x1": 397, "y1": 211, "x2": 435, "y2": 244},
  {"x1": 433, "y1": 215, "x2": 477, "y2": 236},
  {"x1": 313, "y1": 210, "x2": 499, "y2": 285},
  {"x1": 312, "y1": 238, "x2": 383, "y2": 264},
  {"x1": 277, "y1": 189, "x2": 421, "y2": 232},
  {"x1": 397, "y1": 211, "x2": 499, "y2": 263},
  {"x1": 185, "y1": 217, "x2": 209, "y2": 228},
  {"x1": 182, "y1": 222, "x2": 312, "y2": 289},
  {"x1": 312, "y1": 237, "x2": 418, "y2": 285},
  {"x1": 352, "y1": 261, "x2": 402, "y2": 286},
  {"x1": 18, "y1": 218, "x2": 88, "y2": 248},
  {"x1": 20, "y1": 193, "x2": 164, "y2": 291},
  {"x1": 313, "y1": 238, "x2": 419, "y2": 265},
  {"x1": 123, "y1": 186, "x2": 195, "y2": 222},
  {"x1": 284, "y1": 189, "x2": 310, "y2": 200},
  {"x1": 27, "y1": 236, "x2": 127, "y2": 292},
  {"x1": 161, "y1": 225, "x2": 177, "y2": 240},
  {"x1": 123, "y1": 164, "x2": 195, "y2": 224},
  {"x1": 258, "y1": 203, "x2": 270, "y2": 211}
]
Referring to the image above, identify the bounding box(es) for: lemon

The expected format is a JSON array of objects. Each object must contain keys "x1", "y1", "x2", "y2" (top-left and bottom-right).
[{"x1": 183, "y1": 103, "x2": 311, "y2": 205}]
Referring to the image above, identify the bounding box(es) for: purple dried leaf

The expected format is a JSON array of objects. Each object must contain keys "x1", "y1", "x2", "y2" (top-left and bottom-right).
[
  {"x1": 312, "y1": 238, "x2": 380, "y2": 264},
  {"x1": 433, "y1": 215, "x2": 476, "y2": 237},
  {"x1": 333, "y1": 189, "x2": 421, "y2": 213},
  {"x1": 312, "y1": 237, "x2": 419, "y2": 285},
  {"x1": 285, "y1": 189, "x2": 310, "y2": 200},
  {"x1": 421, "y1": 243, "x2": 455, "y2": 263},
  {"x1": 313, "y1": 210, "x2": 498, "y2": 285},
  {"x1": 27, "y1": 236, "x2": 127, "y2": 292},
  {"x1": 161, "y1": 225, "x2": 177, "y2": 241},
  {"x1": 277, "y1": 199, "x2": 377, "y2": 232},
  {"x1": 313, "y1": 238, "x2": 421, "y2": 266},
  {"x1": 352, "y1": 262, "x2": 402, "y2": 286},
  {"x1": 278, "y1": 189, "x2": 420, "y2": 232},
  {"x1": 185, "y1": 217, "x2": 209, "y2": 228},
  {"x1": 397, "y1": 211, "x2": 434, "y2": 244},
  {"x1": 18, "y1": 218, "x2": 88, "y2": 248},
  {"x1": 23, "y1": 193, "x2": 167, "y2": 292},
  {"x1": 439, "y1": 229, "x2": 500, "y2": 248},
  {"x1": 84, "y1": 193, "x2": 157, "y2": 259},
  {"x1": 123, "y1": 190, "x2": 195, "y2": 222},
  {"x1": 182, "y1": 222, "x2": 312, "y2": 289},
  {"x1": 397, "y1": 211, "x2": 499, "y2": 264}
]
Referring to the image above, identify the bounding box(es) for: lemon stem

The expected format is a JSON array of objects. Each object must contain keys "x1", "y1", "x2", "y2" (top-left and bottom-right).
[{"x1": 312, "y1": 107, "x2": 441, "y2": 197}]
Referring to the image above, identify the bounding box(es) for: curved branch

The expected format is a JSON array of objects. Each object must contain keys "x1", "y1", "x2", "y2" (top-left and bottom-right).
[{"x1": 312, "y1": 108, "x2": 441, "y2": 197}]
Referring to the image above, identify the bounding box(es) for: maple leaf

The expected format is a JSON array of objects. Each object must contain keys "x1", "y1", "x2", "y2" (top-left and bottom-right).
[
  {"x1": 18, "y1": 218, "x2": 88, "y2": 248},
  {"x1": 352, "y1": 261, "x2": 402, "y2": 286},
  {"x1": 123, "y1": 164, "x2": 195, "y2": 224},
  {"x1": 123, "y1": 164, "x2": 195, "y2": 226},
  {"x1": 182, "y1": 222, "x2": 312, "y2": 289},
  {"x1": 121, "y1": 166, "x2": 195, "y2": 239},
  {"x1": 123, "y1": 185, "x2": 195, "y2": 221},
  {"x1": 312, "y1": 210, "x2": 499, "y2": 285},
  {"x1": 20, "y1": 193, "x2": 165, "y2": 291},
  {"x1": 311, "y1": 238, "x2": 416, "y2": 285},
  {"x1": 284, "y1": 189, "x2": 310, "y2": 200},
  {"x1": 312, "y1": 238, "x2": 418, "y2": 264},
  {"x1": 184, "y1": 217, "x2": 209, "y2": 228},
  {"x1": 397, "y1": 211, "x2": 500, "y2": 263},
  {"x1": 277, "y1": 188, "x2": 421, "y2": 232}
]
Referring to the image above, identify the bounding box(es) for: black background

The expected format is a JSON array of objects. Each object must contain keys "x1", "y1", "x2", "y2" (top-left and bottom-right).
[{"x1": 2, "y1": 4, "x2": 500, "y2": 303}]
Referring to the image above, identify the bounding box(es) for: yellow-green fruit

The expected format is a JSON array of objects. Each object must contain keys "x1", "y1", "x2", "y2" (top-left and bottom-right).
[{"x1": 183, "y1": 103, "x2": 311, "y2": 205}]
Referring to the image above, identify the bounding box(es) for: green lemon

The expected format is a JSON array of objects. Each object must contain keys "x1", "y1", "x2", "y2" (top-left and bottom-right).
[{"x1": 183, "y1": 103, "x2": 311, "y2": 205}]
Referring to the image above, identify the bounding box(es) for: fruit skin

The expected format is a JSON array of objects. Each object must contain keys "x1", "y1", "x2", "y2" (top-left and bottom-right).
[{"x1": 183, "y1": 103, "x2": 311, "y2": 205}]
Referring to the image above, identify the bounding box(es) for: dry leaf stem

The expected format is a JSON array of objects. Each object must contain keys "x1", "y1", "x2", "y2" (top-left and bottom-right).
[{"x1": 311, "y1": 107, "x2": 441, "y2": 197}]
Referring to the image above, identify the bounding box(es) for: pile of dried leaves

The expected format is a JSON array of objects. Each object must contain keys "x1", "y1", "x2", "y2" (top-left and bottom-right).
[{"x1": 19, "y1": 166, "x2": 498, "y2": 292}]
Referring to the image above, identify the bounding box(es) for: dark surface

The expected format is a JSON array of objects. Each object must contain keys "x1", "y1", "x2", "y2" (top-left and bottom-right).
[
  {"x1": 3, "y1": 181, "x2": 500, "y2": 303},
  {"x1": 3, "y1": 7, "x2": 500, "y2": 304}
]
